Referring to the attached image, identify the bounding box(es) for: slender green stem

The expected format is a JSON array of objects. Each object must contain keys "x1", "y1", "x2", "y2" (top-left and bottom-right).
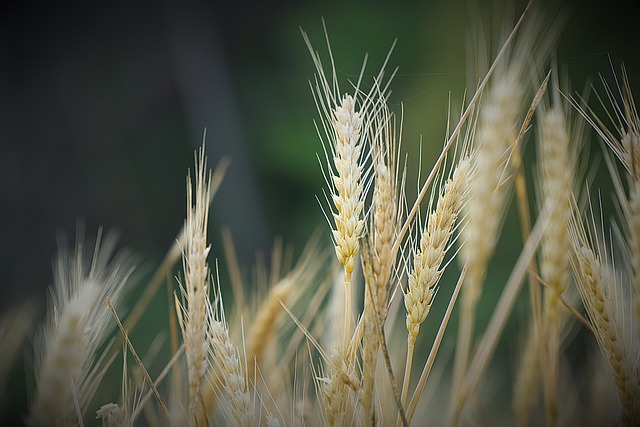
[{"x1": 401, "y1": 337, "x2": 415, "y2": 409}]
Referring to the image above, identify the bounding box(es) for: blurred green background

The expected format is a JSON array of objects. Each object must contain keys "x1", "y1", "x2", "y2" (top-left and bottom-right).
[
  {"x1": 2, "y1": 0, "x2": 638, "y2": 306},
  {"x1": 1, "y1": 0, "x2": 640, "y2": 423}
]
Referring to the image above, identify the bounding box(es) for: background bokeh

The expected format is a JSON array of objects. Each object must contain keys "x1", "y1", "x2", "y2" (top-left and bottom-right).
[
  {"x1": 2, "y1": 0, "x2": 639, "y2": 305},
  {"x1": 1, "y1": 0, "x2": 640, "y2": 421}
]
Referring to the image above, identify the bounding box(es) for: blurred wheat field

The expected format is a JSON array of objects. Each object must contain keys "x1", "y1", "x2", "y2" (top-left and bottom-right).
[{"x1": 2, "y1": 0, "x2": 640, "y2": 426}]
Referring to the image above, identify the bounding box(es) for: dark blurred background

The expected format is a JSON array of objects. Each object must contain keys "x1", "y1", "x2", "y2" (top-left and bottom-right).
[{"x1": 1, "y1": 0, "x2": 639, "y2": 307}]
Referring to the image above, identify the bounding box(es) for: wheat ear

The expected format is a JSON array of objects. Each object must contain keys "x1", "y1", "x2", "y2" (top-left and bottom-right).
[
  {"x1": 27, "y1": 231, "x2": 133, "y2": 427},
  {"x1": 578, "y1": 65, "x2": 640, "y2": 333},
  {"x1": 453, "y1": 67, "x2": 524, "y2": 407},
  {"x1": 401, "y1": 157, "x2": 470, "y2": 407},
  {"x1": 328, "y1": 92, "x2": 366, "y2": 352},
  {"x1": 536, "y1": 104, "x2": 574, "y2": 425},
  {"x1": 177, "y1": 144, "x2": 212, "y2": 425},
  {"x1": 206, "y1": 281, "x2": 254, "y2": 427},
  {"x1": 452, "y1": 4, "x2": 564, "y2": 414},
  {"x1": 303, "y1": 26, "x2": 373, "y2": 351},
  {"x1": 320, "y1": 357, "x2": 349, "y2": 427},
  {"x1": 569, "y1": 202, "x2": 640, "y2": 425},
  {"x1": 246, "y1": 277, "x2": 292, "y2": 381},
  {"x1": 361, "y1": 89, "x2": 403, "y2": 420}
]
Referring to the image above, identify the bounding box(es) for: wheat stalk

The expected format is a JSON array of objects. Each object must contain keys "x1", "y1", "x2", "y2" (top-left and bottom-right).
[
  {"x1": 361, "y1": 87, "x2": 403, "y2": 421},
  {"x1": 176, "y1": 144, "x2": 213, "y2": 425},
  {"x1": 303, "y1": 24, "x2": 397, "y2": 352},
  {"x1": 304, "y1": 28, "x2": 368, "y2": 348},
  {"x1": 513, "y1": 320, "x2": 542, "y2": 427}
]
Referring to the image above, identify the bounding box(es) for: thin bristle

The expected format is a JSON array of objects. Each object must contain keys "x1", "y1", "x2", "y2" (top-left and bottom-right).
[{"x1": 583, "y1": 66, "x2": 640, "y2": 332}]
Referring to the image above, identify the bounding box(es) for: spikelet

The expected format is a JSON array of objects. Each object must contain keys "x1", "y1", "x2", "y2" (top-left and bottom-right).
[
  {"x1": 316, "y1": 349, "x2": 360, "y2": 427},
  {"x1": 95, "y1": 344, "x2": 141, "y2": 427},
  {"x1": 27, "y1": 231, "x2": 133, "y2": 427},
  {"x1": 366, "y1": 94, "x2": 402, "y2": 321},
  {"x1": 245, "y1": 233, "x2": 327, "y2": 397},
  {"x1": 321, "y1": 367, "x2": 348, "y2": 427},
  {"x1": 177, "y1": 144, "x2": 212, "y2": 424},
  {"x1": 265, "y1": 412, "x2": 282, "y2": 427},
  {"x1": 451, "y1": 66, "x2": 524, "y2": 420},
  {"x1": 246, "y1": 277, "x2": 291, "y2": 381}
]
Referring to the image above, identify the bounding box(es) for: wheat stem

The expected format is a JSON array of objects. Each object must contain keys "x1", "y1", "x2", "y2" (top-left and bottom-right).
[{"x1": 405, "y1": 266, "x2": 466, "y2": 425}]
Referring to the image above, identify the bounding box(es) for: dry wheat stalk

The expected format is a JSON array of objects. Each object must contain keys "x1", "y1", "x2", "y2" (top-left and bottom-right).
[
  {"x1": 246, "y1": 234, "x2": 327, "y2": 393},
  {"x1": 510, "y1": 66, "x2": 585, "y2": 427},
  {"x1": 13, "y1": 5, "x2": 640, "y2": 426},
  {"x1": 305, "y1": 31, "x2": 368, "y2": 348},
  {"x1": 27, "y1": 231, "x2": 133, "y2": 427},
  {"x1": 314, "y1": 345, "x2": 363, "y2": 427},
  {"x1": 303, "y1": 25, "x2": 391, "y2": 352},
  {"x1": 177, "y1": 144, "x2": 213, "y2": 424},
  {"x1": 326, "y1": 91, "x2": 366, "y2": 352},
  {"x1": 539, "y1": 106, "x2": 572, "y2": 331},
  {"x1": 361, "y1": 89, "x2": 403, "y2": 421}
]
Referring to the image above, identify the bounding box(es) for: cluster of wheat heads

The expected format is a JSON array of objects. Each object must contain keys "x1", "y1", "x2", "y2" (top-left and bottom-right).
[{"x1": 1, "y1": 2, "x2": 640, "y2": 427}]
